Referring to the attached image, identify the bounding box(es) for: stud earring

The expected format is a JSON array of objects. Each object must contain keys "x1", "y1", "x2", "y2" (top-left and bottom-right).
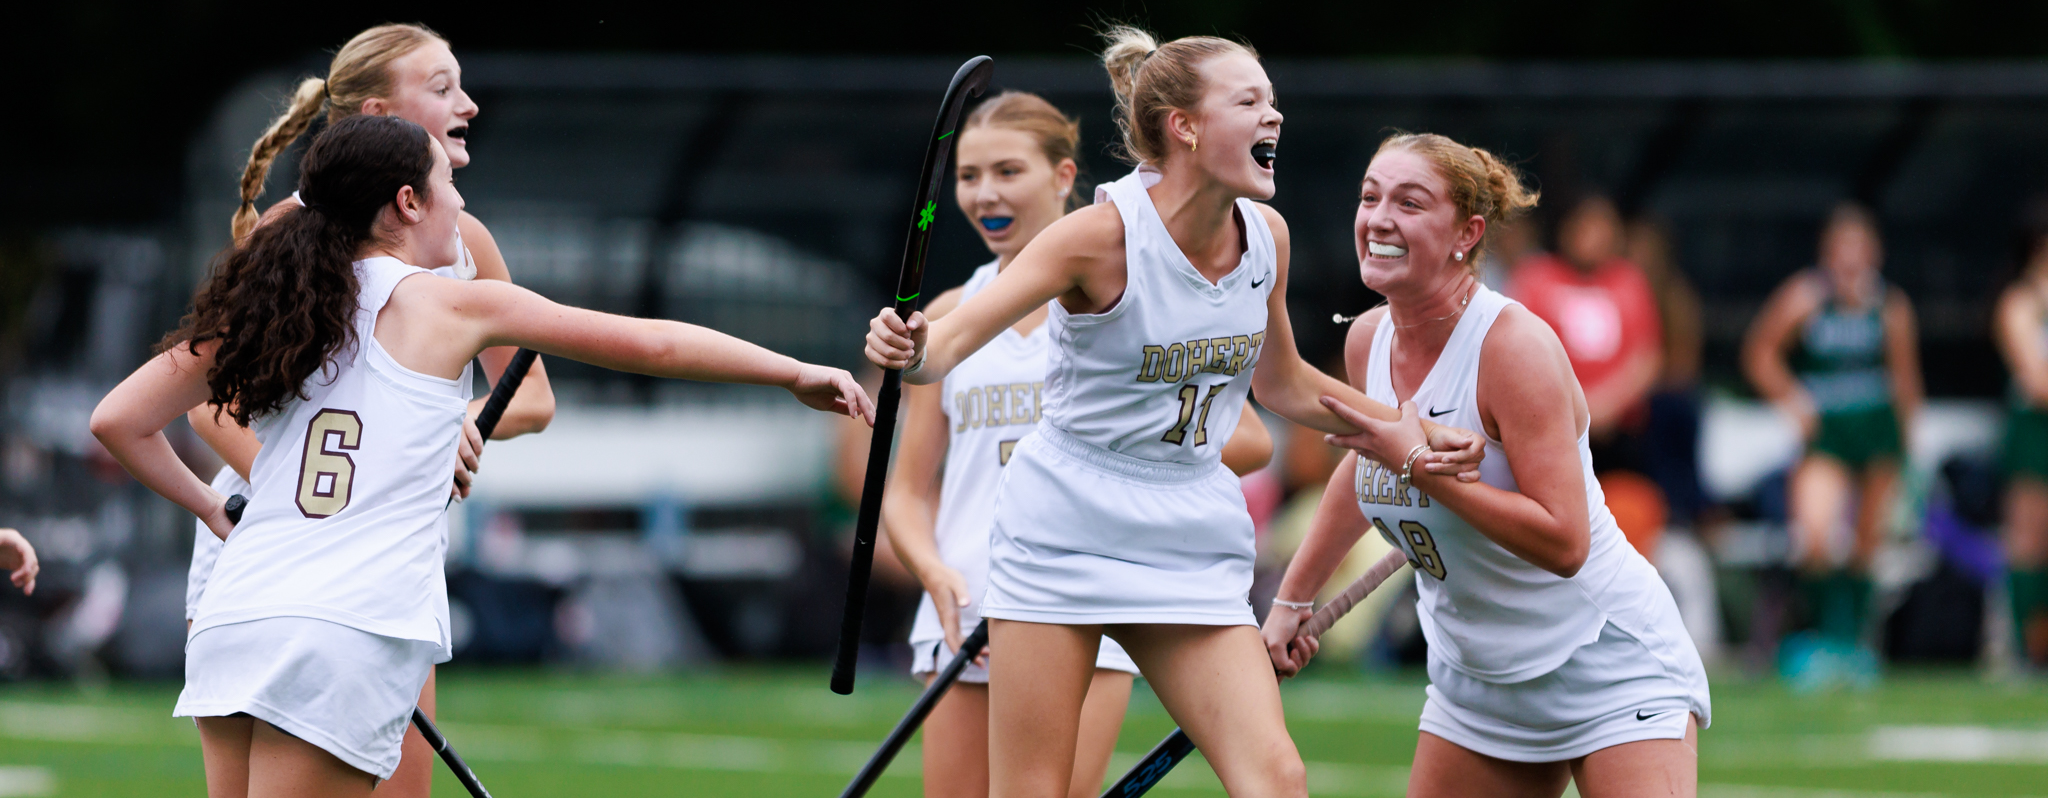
[{"x1": 1454, "y1": 251, "x2": 1465, "y2": 262}]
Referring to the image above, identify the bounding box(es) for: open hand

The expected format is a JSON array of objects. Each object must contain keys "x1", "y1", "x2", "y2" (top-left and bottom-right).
[
  {"x1": 788, "y1": 363, "x2": 875, "y2": 425},
  {"x1": 865, "y1": 309, "x2": 928, "y2": 371}
]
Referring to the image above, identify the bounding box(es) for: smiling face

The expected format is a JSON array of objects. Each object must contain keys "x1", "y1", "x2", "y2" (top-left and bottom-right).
[
  {"x1": 1171, "y1": 53, "x2": 1282, "y2": 199},
  {"x1": 1355, "y1": 148, "x2": 1485, "y2": 298},
  {"x1": 369, "y1": 40, "x2": 479, "y2": 168},
  {"x1": 954, "y1": 126, "x2": 1076, "y2": 262}
]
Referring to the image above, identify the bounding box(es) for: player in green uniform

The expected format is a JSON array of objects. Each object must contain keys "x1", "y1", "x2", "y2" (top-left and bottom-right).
[
  {"x1": 1744, "y1": 203, "x2": 1923, "y2": 687},
  {"x1": 1996, "y1": 214, "x2": 2048, "y2": 670}
]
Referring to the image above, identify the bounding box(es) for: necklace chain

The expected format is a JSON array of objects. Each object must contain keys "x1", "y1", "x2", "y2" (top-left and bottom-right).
[{"x1": 1387, "y1": 280, "x2": 1476, "y2": 330}]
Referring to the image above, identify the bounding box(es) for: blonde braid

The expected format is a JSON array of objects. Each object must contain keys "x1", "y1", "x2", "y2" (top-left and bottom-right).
[{"x1": 231, "y1": 77, "x2": 328, "y2": 241}]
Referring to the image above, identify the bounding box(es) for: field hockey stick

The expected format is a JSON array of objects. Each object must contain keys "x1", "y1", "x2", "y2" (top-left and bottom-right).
[
  {"x1": 1098, "y1": 549, "x2": 1411, "y2": 798},
  {"x1": 839, "y1": 619, "x2": 991, "y2": 798},
  {"x1": 414, "y1": 707, "x2": 494, "y2": 798},
  {"x1": 831, "y1": 55, "x2": 995, "y2": 696},
  {"x1": 219, "y1": 349, "x2": 533, "y2": 798}
]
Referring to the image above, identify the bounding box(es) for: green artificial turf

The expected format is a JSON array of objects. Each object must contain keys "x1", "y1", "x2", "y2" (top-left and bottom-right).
[{"x1": 0, "y1": 666, "x2": 2043, "y2": 796}]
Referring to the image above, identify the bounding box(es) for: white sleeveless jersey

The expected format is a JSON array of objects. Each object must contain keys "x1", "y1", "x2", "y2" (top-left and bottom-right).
[
  {"x1": 189, "y1": 257, "x2": 472, "y2": 656},
  {"x1": 1359, "y1": 285, "x2": 1660, "y2": 683},
  {"x1": 1043, "y1": 168, "x2": 1274, "y2": 465},
  {"x1": 909, "y1": 262, "x2": 1043, "y2": 644}
]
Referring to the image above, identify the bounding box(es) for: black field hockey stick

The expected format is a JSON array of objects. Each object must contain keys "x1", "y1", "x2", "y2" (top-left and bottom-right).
[
  {"x1": 839, "y1": 619, "x2": 991, "y2": 798},
  {"x1": 1098, "y1": 550, "x2": 1410, "y2": 798},
  {"x1": 831, "y1": 54, "x2": 995, "y2": 696},
  {"x1": 219, "y1": 349, "x2": 534, "y2": 798},
  {"x1": 414, "y1": 707, "x2": 493, "y2": 798}
]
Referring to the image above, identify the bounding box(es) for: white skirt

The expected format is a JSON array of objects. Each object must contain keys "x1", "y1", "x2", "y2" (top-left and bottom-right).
[
  {"x1": 1420, "y1": 617, "x2": 1712, "y2": 763},
  {"x1": 176, "y1": 617, "x2": 438, "y2": 779},
  {"x1": 911, "y1": 633, "x2": 1141, "y2": 684},
  {"x1": 981, "y1": 426, "x2": 1256, "y2": 626}
]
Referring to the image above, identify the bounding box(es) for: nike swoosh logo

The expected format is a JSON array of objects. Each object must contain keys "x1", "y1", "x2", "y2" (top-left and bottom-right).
[
  {"x1": 1635, "y1": 710, "x2": 1668, "y2": 721},
  {"x1": 1427, "y1": 406, "x2": 1456, "y2": 418},
  {"x1": 1250, "y1": 274, "x2": 1267, "y2": 288}
]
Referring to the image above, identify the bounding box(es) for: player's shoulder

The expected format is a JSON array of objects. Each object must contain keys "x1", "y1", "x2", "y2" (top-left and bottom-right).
[
  {"x1": 456, "y1": 210, "x2": 497, "y2": 247},
  {"x1": 1247, "y1": 201, "x2": 1289, "y2": 238},
  {"x1": 1483, "y1": 303, "x2": 1572, "y2": 376},
  {"x1": 1053, "y1": 202, "x2": 1127, "y2": 244}
]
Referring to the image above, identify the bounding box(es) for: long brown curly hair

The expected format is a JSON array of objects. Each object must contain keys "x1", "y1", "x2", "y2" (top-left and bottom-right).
[{"x1": 166, "y1": 115, "x2": 437, "y2": 426}]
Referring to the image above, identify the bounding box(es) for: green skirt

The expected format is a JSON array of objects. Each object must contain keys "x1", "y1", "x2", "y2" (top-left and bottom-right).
[
  {"x1": 1811, "y1": 404, "x2": 1903, "y2": 469},
  {"x1": 2005, "y1": 406, "x2": 2048, "y2": 481}
]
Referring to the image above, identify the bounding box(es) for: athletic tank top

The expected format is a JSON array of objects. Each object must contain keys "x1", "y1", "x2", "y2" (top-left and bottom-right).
[
  {"x1": 1794, "y1": 271, "x2": 1891, "y2": 413},
  {"x1": 1041, "y1": 167, "x2": 1274, "y2": 465},
  {"x1": 1359, "y1": 285, "x2": 1650, "y2": 683},
  {"x1": 908, "y1": 262, "x2": 1046, "y2": 643},
  {"x1": 188, "y1": 257, "x2": 472, "y2": 656}
]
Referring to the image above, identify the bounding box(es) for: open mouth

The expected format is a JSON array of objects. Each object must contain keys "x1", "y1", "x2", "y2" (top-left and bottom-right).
[
  {"x1": 1251, "y1": 139, "x2": 1277, "y2": 169},
  {"x1": 1367, "y1": 242, "x2": 1408, "y2": 259},
  {"x1": 447, "y1": 125, "x2": 469, "y2": 140},
  {"x1": 979, "y1": 217, "x2": 1014, "y2": 232}
]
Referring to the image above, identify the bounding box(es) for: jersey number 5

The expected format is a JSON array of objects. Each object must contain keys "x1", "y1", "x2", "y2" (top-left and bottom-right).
[
  {"x1": 297, "y1": 409, "x2": 362, "y2": 519},
  {"x1": 1374, "y1": 517, "x2": 1447, "y2": 580},
  {"x1": 1161, "y1": 384, "x2": 1224, "y2": 446}
]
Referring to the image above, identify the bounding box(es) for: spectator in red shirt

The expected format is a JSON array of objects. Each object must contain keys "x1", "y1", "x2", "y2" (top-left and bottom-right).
[{"x1": 1507, "y1": 195, "x2": 1665, "y2": 472}]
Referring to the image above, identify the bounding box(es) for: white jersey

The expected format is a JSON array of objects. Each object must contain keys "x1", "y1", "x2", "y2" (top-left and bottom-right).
[
  {"x1": 1358, "y1": 285, "x2": 1667, "y2": 683},
  {"x1": 978, "y1": 168, "x2": 1275, "y2": 626},
  {"x1": 185, "y1": 233, "x2": 475, "y2": 619},
  {"x1": 1043, "y1": 168, "x2": 1273, "y2": 465},
  {"x1": 188, "y1": 257, "x2": 471, "y2": 657}
]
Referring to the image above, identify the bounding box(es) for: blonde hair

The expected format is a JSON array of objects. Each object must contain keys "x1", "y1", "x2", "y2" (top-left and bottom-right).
[
  {"x1": 231, "y1": 23, "x2": 447, "y2": 241},
  {"x1": 1099, "y1": 25, "x2": 1258, "y2": 165},
  {"x1": 961, "y1": 91, "x2": 1083, "y2": 210},
  {"x1": 1374, "y1": 132, "x2": 1540, "y2": 265}
]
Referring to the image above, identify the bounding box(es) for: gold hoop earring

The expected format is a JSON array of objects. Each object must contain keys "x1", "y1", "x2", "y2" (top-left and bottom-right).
[{"x1": 1191, "y1": 136, "x2": 1198, "y2": 153}]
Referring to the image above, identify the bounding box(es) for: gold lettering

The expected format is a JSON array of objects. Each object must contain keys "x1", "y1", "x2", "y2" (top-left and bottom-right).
[
  {"x1": 1137, "y1": 345, "x2": 1166, "y2": 382},
  {"x1": 1031, "y1": 382, "x2": 1044, "y2": 422},
  {"x1": 1208, "y1": 337, "x2": 1234, "y2": 373},
  {"x1": 988, "y1": 384, "x2": 1009, "y2": 426},
  {"x1": 1185, "y1": 339, "x2": 1207, "y2": 379},
  {"x1": 1009, "y1": 382, "x2": 1031, "y2": 426},
  {"x1": 1247, "y1": 332, "x2": 1266, "y2": 372},
  {"x1": 1227, "y1": 335, "x2": 1252, "y2": 375},
  {"x1": 1163, "y1": 343, "x2": 1185, "y2": 383},
  {"x1": 954, "y1": 392, "x2": 969, "y2": 433},
  {"x1": 967, "y1": 388, "x2": 983, "y2": 429}
]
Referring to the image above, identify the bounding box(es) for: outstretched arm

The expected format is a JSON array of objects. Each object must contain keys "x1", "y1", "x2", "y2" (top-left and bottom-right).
[
  {"x1": 89, "y1": 344, "x2": 236, "y2": 540},
  {"x1": 867, "y1": 205, "x2": 1123, "y2": 384},
  {"x1": 384, "y1": 276, "x2": 875, "y2": 423}
]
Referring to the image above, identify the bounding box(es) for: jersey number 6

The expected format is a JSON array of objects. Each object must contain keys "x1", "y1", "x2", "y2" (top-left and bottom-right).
[
  {"x1": 297, "y1": 409, "x2": 362, "y2": 519},
  {"x1": 1160, "y1": 384, "x2": 1224, "y2": 446}
]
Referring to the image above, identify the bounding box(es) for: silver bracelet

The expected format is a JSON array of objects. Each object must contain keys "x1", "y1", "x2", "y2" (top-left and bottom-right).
[
  {"x1": 1398, "y1": 444, "x2": 1430, "y2": 486},
  {"x1": 1271, "y1": 598, "x2": 1314, "y2": 611},
  {"x1": 901, "y1": 350, "x2": 928, "y2": 376}
]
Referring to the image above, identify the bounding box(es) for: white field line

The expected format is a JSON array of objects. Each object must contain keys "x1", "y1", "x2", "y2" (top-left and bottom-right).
[
  {"x1": 0, "y1": 768, "x2": 53, "y2": 798},
  {"x1": 1869, "y1": 725, "x2": 2048, "y2": 763}
]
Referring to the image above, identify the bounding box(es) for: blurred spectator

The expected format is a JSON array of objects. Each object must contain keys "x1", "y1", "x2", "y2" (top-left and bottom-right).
[
  {"x1": 1996, "y1": 204, "x2": 2048, "y2": 669},
  {"x1": 1627, "y1": 216, "x2": 1710, "y2": 525},
  {"x1": 1476, "y1": 215, "x2": 1542, "y2": 291},
  {"x1": 1506, "y1": 195, "x2": 1664, "y2": 473},
  {"x1": 1743, "y1": 203, "x2": 1922, "y2": 688}
]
